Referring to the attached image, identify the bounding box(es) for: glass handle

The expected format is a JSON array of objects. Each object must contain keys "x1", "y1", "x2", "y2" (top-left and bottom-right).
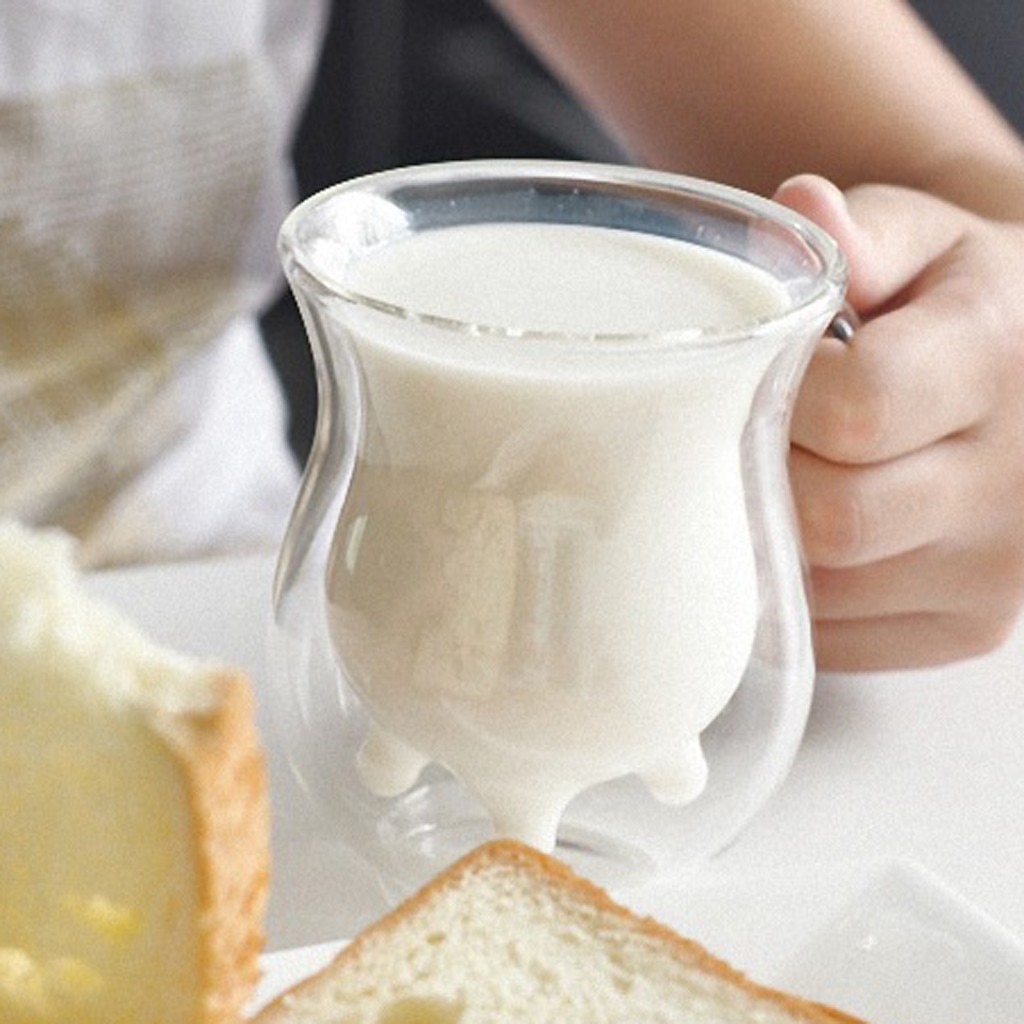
[{"x1": 827, "y1": 302, "x2": 860, "y2": 343}]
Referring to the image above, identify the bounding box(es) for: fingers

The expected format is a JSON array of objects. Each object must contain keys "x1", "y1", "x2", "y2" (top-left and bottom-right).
[
  {"x1": 791, "y1": 378, "x2": 1024, "y2": 669},
  {"x1": 806, "y1": 470, "x2": 1024, "y2": 669},
  {"x1": 771, "y1": 176, "x2": 1024, "y2": 670},
  {"x1": 791, "y1": 295, "x2": 993, "y2": 463},
  {"x1": 777, "y1": 176, "x2": 994, "y2": 463},
  {"x1": 811, "y1": 513, "x2": 1024, "y2": 670},
  {"x1": 809, "y1": 541, "x2": 1024, "y2": 625},
  {"x1": 774, "y1": 174, "x2": 971, "y2": 312},
  {"x1": 789, "y1": 440, "x2": 956, "y2": 568},
  {"x1": 812, "y1": 609, "x2": 1021, "y2": 672}
]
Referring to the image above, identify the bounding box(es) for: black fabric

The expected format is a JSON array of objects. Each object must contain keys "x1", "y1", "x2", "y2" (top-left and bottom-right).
[{"x1": 910, "y1": 0, "x2": 1024, "y2": 133}]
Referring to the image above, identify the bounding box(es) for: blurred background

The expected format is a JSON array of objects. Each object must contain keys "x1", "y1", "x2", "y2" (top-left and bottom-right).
[{"x1": 261, "y1": 0, "x2": 1024, "y2": 465}]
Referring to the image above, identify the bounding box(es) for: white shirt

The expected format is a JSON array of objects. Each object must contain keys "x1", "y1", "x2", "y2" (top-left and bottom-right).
[{"x1": 0, "y1": 0, "x2": 328, "y2": 566}]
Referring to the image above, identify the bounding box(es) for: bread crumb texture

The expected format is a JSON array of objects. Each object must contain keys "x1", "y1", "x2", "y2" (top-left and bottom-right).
[
  {"x1": 0, "y1": 519, "x2": 268, "y2": 1023},
  {"x1": 255, "y1": 841, "x2": 864, "y2": 1024}
]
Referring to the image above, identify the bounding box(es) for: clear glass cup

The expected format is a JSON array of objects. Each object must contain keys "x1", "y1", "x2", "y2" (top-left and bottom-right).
[{"x1": 269, "y1": 160, "x2": 846, "y2": 900}]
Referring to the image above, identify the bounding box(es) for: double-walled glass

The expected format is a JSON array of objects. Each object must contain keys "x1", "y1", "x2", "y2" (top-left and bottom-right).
[{"x1": 270, "y1": 160, "x2": 846, "y2": 899}]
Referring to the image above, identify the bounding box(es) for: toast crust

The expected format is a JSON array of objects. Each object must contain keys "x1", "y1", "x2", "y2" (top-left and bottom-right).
[
  {"x1": 159, "y1": 671, "x2": 270, "y2": 1024},
  {"x1": 257, "y1": 840, "x2": 865, "y2": 1024}
]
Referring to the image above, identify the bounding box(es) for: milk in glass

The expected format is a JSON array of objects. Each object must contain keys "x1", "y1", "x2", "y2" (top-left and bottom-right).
[{"x1": 325, "y1": 221, "x2": 790, "y2": 849}]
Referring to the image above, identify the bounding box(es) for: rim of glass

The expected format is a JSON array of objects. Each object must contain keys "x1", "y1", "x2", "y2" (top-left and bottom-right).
[{"x1": 279, "y1": 159, "x2": 847, "y2": 352}]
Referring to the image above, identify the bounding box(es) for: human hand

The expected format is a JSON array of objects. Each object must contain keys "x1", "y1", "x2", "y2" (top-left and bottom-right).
[{"x1": 774, "y1": 174, "x2": 1024, "y2": 671}]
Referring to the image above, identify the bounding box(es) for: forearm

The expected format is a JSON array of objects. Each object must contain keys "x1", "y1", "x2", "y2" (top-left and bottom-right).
[
  {"x1": 913, "y1": 154, "x2": 1024, "y2": 223},
  {"x1": 490, "y1": 0, "x2": 1024, "y2": 212}
]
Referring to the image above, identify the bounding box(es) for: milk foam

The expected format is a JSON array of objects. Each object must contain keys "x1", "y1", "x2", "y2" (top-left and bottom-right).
[{"x1": 325, "y1": 222, "x2": 791, "y2": 849}]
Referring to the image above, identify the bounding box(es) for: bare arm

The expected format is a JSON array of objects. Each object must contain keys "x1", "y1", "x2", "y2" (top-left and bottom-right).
[
  {"x1": 491, "y1": 0, "x2": 1024, "y2": 670},
  {"x1": 490, "y1": 0, "x2": 1024, "y2": 214}
]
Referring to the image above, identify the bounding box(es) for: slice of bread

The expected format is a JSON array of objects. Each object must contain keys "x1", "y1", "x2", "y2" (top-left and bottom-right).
[
  {"x1": 255, "y1": 840, "x2": 865, "y2": 1024},
  {"x1": 0, "y1": 520, "x2": 269, "y2": 1023}
]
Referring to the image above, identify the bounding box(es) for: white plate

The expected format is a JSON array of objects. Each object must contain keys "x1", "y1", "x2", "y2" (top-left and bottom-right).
[
  {"x1": 636, "y1": 858, "x2": 1024, "y2": 1022},
  {"x1": 251, "y1": 940, "x2": 343, "y2": 1016},
  {"x1": 249, "y1": 858, "x2": 1024, "y2": 1022}
]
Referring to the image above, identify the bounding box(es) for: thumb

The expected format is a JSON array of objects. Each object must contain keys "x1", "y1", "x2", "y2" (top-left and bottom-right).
[{"x1": 773, "y1": 174, "x2": 969, "y2": 314}]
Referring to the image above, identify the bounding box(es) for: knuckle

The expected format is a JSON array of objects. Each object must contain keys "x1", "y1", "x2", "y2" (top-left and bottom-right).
[
  {"x1": 984, "y1": 544, "x2": 1024, "y2": 611},
  {"x1": 951, "y1": 611, "x2": 1018, "y2": 661},
  {"x1": 950, "y1": 548, "x2": 1024, "y2": 659},
  {"x1": 798, "y1": 481, "x2": 866, "y2": 566},
  {"x1": 814, "y1": 372, "x2": 892, "y2": 465}
]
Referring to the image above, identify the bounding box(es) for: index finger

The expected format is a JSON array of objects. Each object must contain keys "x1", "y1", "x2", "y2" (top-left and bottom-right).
[
  {"x1": 777, "y1": 176, "x2": 990, "y2": 462},
  {"x1": 775, "y1": 175, "x2": 971, "y2": 312},
  {"x1": 792, "y1": 288, "x2": 992, "y2": 464}
]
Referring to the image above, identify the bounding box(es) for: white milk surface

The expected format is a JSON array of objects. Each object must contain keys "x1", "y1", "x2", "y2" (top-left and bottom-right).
[
  {"x1": 325, "y1": 222, "x2": 791, "y2": 849},
  {"x1": 343, "y1": 222, "x2": 782, "y2": 337}
]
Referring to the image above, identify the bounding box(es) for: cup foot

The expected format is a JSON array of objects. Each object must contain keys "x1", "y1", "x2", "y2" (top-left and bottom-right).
[{"x1": 369, "y1": 773, "x2": 662, "y2": 903}]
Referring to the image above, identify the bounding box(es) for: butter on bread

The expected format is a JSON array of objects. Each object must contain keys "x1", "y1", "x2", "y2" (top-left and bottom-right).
[
  {"x1": 0, "y1": 520, "x2": 268, "y2": 1023},
  {"x1": 255, "y1": 840, "x2": 865, "y2": 1024}
]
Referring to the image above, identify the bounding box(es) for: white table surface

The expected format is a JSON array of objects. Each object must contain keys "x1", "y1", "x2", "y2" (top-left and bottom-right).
[{"x1": 87, "y1": 551, "x2": 1024, "y2": 955}]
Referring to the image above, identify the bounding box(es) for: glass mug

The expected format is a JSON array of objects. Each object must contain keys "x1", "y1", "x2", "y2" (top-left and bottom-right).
[{"x1": 269, "y1": 160, "x2": 846, "y2": 900}]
